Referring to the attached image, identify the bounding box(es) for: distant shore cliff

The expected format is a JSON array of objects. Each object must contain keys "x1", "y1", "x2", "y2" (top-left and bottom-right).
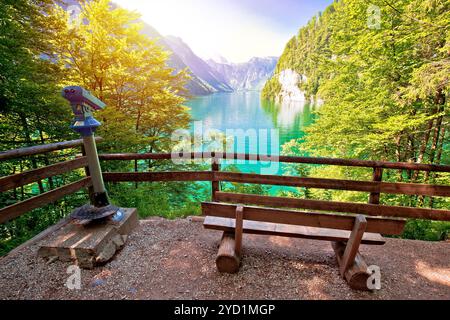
[{"x1": 262, "y1": 4, "x2": 335, "y2": 104}]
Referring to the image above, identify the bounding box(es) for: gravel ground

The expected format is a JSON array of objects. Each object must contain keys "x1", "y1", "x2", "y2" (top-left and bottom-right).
[{"x1": 0, "y1": 217, "x2": 449, "y2": 300}]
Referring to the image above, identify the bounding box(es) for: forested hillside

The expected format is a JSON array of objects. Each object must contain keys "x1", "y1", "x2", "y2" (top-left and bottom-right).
[
  {"x1": 264, "y1": 0, "x2": 449, "y2": 240},
  {"x1": 262, "y1": 3, "x2": 334, "y2": 101},
  {"x1": 0, "y1": 0, "x2": 208, "y2": 255}
]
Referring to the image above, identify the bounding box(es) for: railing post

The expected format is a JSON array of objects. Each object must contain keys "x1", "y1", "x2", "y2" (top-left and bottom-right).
[
  {"x1": 211, "y1": 152, "x2": 220, "y2": 202},
  {"x1": 134, "y1": 159, "x2": 138, "y2": 189},
  {"x1": 369, "y1": 167, "x2": 383, "y2": 204}
]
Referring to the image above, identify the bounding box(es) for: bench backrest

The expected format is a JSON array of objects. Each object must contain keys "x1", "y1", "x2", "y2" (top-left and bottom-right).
[
  {"x1": 213, "y1": 192, "x2": 450, "y2": 221},
  {"x1": 201, "y1": 202, "x2": 406, "y2": 235}
]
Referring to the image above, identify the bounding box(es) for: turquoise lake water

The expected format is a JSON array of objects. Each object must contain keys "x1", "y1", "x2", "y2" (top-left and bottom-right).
[{"x1": 186, "y1": 91, "x2": 317, "y2": 176}]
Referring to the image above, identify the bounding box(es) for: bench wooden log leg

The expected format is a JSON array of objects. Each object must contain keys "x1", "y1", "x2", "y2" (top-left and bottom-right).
[
  {"x1": 332, "y1": 215, "x2": 371, "y2": 290},
  {"x1": 340, "y1": 215, "x2": 367, "y2": 275},
  {"x1": 216, "y1": 206, "x2": 244, "y2": 273},
  {"x1": 332, "y1": 242, "x2": 371, "y2": 291},
  {"x1": 216, "y1": 232, "x2": 240, "y2": 273}
]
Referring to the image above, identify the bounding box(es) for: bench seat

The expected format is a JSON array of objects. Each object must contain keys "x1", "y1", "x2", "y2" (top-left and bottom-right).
[
  {"x1": 201, "y1": 201, "x2": 408, "y2": 290},
  {"x1": 204, "y1": 216, "x2": 386, "y2": 245}
]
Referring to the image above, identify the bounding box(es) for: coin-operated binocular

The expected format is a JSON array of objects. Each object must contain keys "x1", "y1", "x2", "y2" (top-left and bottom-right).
[
  {"x1": 62, "y1": 86, "x2": 122, "y2": 222},
  {"x1": 63, "y1": 86, "x2": 105, "y2": 136}
]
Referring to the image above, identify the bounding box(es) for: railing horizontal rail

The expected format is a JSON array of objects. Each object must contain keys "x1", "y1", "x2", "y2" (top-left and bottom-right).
[
  {"x1": 101, "y1": 171, "x2": 450, "y2": 197},
  {"x1": 214, "y1": 192, "x2": 450, "y2": 221},
  {"x1": 98, "y1": 152, "x2": 450, "y2": 172},
  {"x1": 0, "y1": 157, "x2": 89, "y2": 192},
  {"x1": 0, "y1": 137, "x2": 102, "y2": 161},
  {"x1": 102, "y1": 171, "x2": 213, "y2": 182},
  {"x1": 214, "y1": 172, "x2": 450, "y2": 197},
  {"x1": 1, "y1": 145, "x2": 448, "y2": 225},
  {"x1": 0, "y1": 177, "x2": 92, "y2": 224},
  {"x1": 99, "y1": 153, "x2": 195, "y2": 161}
]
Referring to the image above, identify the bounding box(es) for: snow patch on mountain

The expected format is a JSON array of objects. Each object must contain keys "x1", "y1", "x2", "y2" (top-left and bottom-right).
[{"x1": 207, "y1": 57, "x2": 278, "y2": 92}]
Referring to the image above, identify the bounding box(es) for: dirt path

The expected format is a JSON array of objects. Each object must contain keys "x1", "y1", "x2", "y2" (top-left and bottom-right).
[{"x1": 0, "y1": 217, "x2": 449, "y2": 300}]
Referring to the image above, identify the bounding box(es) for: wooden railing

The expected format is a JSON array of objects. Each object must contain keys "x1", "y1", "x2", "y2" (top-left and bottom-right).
[
  {"x1": 0, "y1": 138, "x2": 102, "y2": 224},
  {"x1": 98, "y1": 152, "x2": 450, "y2": 222},
  {"x1": 1, "y1": 146, "x2": 449, "y2": 225}
]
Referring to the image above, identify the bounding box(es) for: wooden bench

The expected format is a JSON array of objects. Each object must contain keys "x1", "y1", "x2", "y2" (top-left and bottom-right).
[{"x1": 202, "y1": 201, "x2": 406, "y2": 290}]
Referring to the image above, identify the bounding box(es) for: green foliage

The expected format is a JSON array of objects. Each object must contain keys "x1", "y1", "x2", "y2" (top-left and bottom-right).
[
  {"x1": 108, "y1": 181, "x2": 208, "y2": 219},
  {"x1": 0, "y1": 0, "x2": 194, "y2": 255},
  {"x1": 403, "y1": 220, "x2": 450, "y2": 241},
  {"x1": 52, "y1": 0, "x2": 191, "y2": 154},
  {"x1": 220, "y1": 165, "x2": 271, "y2": 195},
  {"x1": 262, "y1": 4, "x2": 335, "y2": 100},
  {"x1": 271, "y1": 0, "x2": 449, "y2": 240},
  {"x1": 0, "y1": 0, "x2": 83, "y2": 255},
  {"x1": 261, "y1": 75, "x2": 282, "y2": 100},
  {"x1": 0, "y1": 0, "x2": 75, "y2": 149},
  {"x1": 0, "y1": 193, "x2": 89, "y2": 256}
]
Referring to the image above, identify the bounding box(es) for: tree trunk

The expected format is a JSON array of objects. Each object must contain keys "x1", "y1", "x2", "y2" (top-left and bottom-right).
[
  {"x1": 395, "y1": 134, "x2": 403, "y2": 181},
  {"x1": 421, "y1": 90, "x2": 445, "y2": 207},
  {"x1": 412, "y1": 118, "x2": 434, "y2": 181}
]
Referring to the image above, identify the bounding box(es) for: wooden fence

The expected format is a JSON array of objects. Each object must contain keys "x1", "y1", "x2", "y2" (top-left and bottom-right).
[
  {"x1": 0, "y1": 138, "x2": 102, "y2": 224},
  {"x1": 1, "y1": 144, "x2": 449, "y2": 225},
  {"x1": 99, "y1": 152, "x2": 450, "y2": 221}
]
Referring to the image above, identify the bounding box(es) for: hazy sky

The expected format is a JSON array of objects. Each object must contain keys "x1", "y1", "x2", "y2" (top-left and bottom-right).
[{"x1": 114, "y1": 0, "x2": 333, "y2": 63}]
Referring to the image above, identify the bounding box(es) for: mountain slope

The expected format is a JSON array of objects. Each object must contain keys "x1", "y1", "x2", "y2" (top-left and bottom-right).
[
  {"x1": 140, "y1": 25, "x2": 220, "y2": 96},
  {"x1": 207, "y1": 57, "x2": 278, "y2": 91},
  {"x1": 163, "y1": 36, "x2": 233, "y2": 93},
  {"x1": 65, "y1": 2, "x2": 277, "y2": 96}
]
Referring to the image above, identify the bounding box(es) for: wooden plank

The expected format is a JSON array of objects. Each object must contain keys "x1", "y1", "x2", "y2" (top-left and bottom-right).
[
  {"x1": 235, "y1": 206, "x2": 244, "y2": 256},
  {"x1": 0, "y1": 157, "x2": 88, "y2": 192},
  {"x1": 98, "y1": 152, "x2": 204, "y2": 161},
  {"x1": 215, "y1": 192, "x2": 450, "y2": 221},
  {"x1": 0, "y1": 177, "x2": 92, "y2": 224},
  {"x1": 222, "y1": 153, "x2": 450, "y2": 172},
  {"x1": 369, "y1": 167, "x2": 383, "y2": 204},
  {"x1": 332, "y1": 241, "x2": 371, "y2": 291},
  {"x1": 102, "y1": 171, "x2": 213, "y2": 182},
  {"x1": 201, "y1": 202, "x2": 405, "y2": 235},
  {"x1": 216, "y1": 232, "x2": 240, "y2": 273},
  {"x1": 214, "y1": 172, "x2": 450, "y2": 197},
  {"x1": 203, "y1": 216, "x2": 386, "y2": 245},
  {"x1": 216, "y1": 171, "x2": 377, "y2": 191},
  {"x1": 0, "y1": 137, "x2": 102, "y2": 161},
  {"x1": 98, "y1": 152, "x2": 450, "y2": 172},
  {"x1": 339, "y1": 215, "x2": 367, "y2": 276},
  {"x1": 276, "y1": 155, "x2": 450, "y2": 172}
]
